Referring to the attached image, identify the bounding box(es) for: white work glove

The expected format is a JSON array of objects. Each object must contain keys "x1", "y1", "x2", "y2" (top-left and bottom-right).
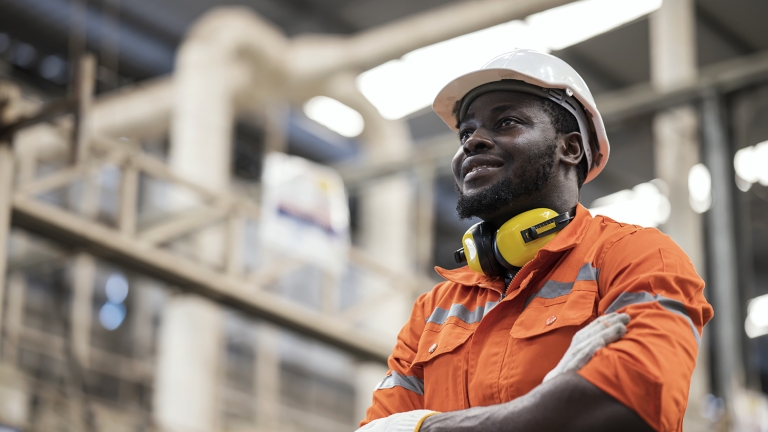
[
  {"x1": 543, "y1": 312, "x2": 630, "y2": 383},
  {"x1": 357, "y1": 410, "x2": 438, "y2": 432}
]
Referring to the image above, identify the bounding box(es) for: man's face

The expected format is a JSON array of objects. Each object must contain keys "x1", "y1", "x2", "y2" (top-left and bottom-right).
[{"x1": 452, "y1": 91, "x2": 560, "y2": 222}]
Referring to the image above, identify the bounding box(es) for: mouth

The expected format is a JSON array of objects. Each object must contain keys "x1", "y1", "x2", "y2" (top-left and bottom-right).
[{"x1": 461, "y1": 156, "x2": 505, "y2": 183}]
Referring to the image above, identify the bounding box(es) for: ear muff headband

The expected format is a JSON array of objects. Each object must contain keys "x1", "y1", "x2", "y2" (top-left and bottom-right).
[
  {"x1": 454, "y1": 80, "x2": 597, "y2": 173},
  {"x1": 455, "y1": 208, "x2": 574, "y2": 275}
]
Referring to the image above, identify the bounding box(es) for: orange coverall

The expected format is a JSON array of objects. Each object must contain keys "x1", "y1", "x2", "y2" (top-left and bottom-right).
[{"x1": 362, "y1": 204, "x2": 713, "y2": 432}]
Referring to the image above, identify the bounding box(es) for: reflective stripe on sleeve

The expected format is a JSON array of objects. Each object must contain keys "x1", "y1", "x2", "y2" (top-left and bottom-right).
[
  {"x1": 605, "y1": 291, "x2": 701, "y2": 346},
  {"x1": 375, "y1": 372, "x2": 424, "y2": 395},
  {"x1": 426, "y1": 301, "x2": 498, "y2": 325}
]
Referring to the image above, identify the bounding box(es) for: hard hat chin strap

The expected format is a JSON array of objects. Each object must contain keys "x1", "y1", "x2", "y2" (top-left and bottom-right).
[{"x1": 454, "y1": 80, "x2": 596, "y2": 172}]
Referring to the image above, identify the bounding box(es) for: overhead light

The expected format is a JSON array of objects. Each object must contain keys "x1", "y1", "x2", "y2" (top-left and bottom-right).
[
  {"x1": 40, "y1": 55, "x2": 67, "y2": 82},
  {"x1": 0, "y1": 34, "x2": 9, "y2": 54},
  {"x1": 525, "y1": 0, "x2": 662, "y2": 51},
  {"x1": 589, "y1": 180, "x2": 670, "y2": 227},
  {"x1": 745, "y1": 294, "x2": 768, "y2": 338},
  {"x1": 357, "y1": 0, "x2": 662, "y2": 120},
  {"x1": 105, "y1": 273, "x2": 129, "y2": 303},
  {"x1": 734, "y1": 140, "x2": 768, "y2": 190},
  {"x1": 688, "y1": 163, "x2": 712, "y2": 214},
  {"x1": 12, "y1": 43, "x2": 36, "y2": 68},
  {"x1": 303, "y1": 96, "x2": 365, "y2": 138},
  {"x1": 99, "y1": 302, "x2": 126, "y2": 331}
]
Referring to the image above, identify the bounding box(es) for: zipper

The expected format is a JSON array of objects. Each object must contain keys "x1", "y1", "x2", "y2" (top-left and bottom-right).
[
  {"x1": 499, "y1": 266, "x2": 523, "y2": 301},
  {"x1": 499, "y1": 253, "x2": 544, "y2": 301}
]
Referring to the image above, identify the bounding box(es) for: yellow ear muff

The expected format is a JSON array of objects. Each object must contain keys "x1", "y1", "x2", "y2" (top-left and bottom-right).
[
  {"x1": 494, "y1": 208, "x2": 568, "y2": 268},
  {"x1": 458, "y1": 222, "x2": 504, "y2": 276},
  {"x1": 455, "y1": 209, "x2": 574, "y2": 274},
  {"x1": 461, "y1": 230, "x2": 484, "y2": 275}
]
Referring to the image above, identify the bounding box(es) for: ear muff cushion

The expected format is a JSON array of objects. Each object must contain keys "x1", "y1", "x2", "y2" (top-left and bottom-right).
[{"x1": 475, "y1": 223, "x2": 503, "y2": 277}]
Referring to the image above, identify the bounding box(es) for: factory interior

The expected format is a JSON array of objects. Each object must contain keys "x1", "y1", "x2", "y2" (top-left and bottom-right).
[{"x1": 0, "y1": 0, "x2": 767, "y2": 430}]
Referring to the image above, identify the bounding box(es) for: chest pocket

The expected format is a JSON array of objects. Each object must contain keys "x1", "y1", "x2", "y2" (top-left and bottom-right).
[
  {"x1": 411, "y1": 324, "x2": 473, "y2": 412},
  {"x1": 499, "y1": 289, "x2": 598, "y2": 401},
  {"x1": 511, "y1": 289, "x2": 597, "y2": 338}
]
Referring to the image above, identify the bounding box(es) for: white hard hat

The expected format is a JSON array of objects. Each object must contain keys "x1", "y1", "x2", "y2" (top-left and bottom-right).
[{"x1": 433, "y1": 49, "x2": 609, "y2": 184}]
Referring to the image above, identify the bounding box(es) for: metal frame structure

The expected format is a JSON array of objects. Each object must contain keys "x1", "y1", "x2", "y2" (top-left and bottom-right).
[
  {"x1": 0, "y1": 0, "x2": 580, "y2": 369},
  {"x1": 5, "y1": 46, "x2": 768, "y2": 367},
  {"x1": 0, "y1": 57, "x2": 435, "y2": 364}
]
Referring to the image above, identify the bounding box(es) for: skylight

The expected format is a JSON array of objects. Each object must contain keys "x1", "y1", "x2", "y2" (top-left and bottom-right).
[
  {"x1": 303, "y1": 96, "x2": 365, "y2": 138},
  {"x1": 357, "y1": 0, "x2": 662, "y2": 120}
]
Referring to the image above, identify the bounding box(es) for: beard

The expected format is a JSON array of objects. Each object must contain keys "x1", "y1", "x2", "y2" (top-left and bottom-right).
[{"x1": 455, "y1": 142, "x2": 557, "y2": 220}]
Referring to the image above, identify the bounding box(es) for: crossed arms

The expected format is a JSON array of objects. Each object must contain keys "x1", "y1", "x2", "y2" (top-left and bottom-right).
[{"x1": 360, "y1": 229, "x2": 713, "y2": 432}]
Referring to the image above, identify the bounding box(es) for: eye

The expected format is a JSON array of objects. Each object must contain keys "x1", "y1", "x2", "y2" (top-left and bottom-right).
[
  {"x1": 459, "y1": 129, "x2": 474, "y2": 143},
  {"x1": 498, "y1": 117, "x2": 518, "y2": 128}
]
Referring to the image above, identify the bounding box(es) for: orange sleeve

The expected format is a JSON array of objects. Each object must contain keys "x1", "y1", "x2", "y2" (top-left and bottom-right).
[
  {"x1": 360, "y1": 292, "x2": 429, "y2": 426},
  {"x1": 577, "y1": 228, "x2": 714, "y2": 432}
]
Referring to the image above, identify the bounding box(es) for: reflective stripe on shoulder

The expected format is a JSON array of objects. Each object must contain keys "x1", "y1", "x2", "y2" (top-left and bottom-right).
[
  {"x1": 605, "y1": 291, "x2": 701, "y2": 346},
  {"x1": 576, "y1": 263, "x2": 600, "y2": 282},
  {"x1": 524, "y1": 263, "x2": 599, "y2": 308},
  {"x1": 375, "y1": 372, "x2": 424, "y2": 395},
  {"x1": 426, "y1": 301, "x2": 498, "y2": 325}
]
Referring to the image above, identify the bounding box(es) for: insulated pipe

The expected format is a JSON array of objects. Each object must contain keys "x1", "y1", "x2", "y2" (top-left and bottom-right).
[
  {"x1": 287, "y1": 0, "x2": 575, "y2": 82},
  {"x1": 170, "y1": 7, "x2": 287, "y2": 192},
  {"x1": 91, "y1": 0, "x2": 577, "y2": 145},
  {"x1": 322, "y1": 73, "x2": 415, "y2": 345},
  {"x1": 90, "y1": 77, "x2": 173, "y2": 139},
  {"x1": 156, "y1": 11, "x2": 289, "y2": 432}
]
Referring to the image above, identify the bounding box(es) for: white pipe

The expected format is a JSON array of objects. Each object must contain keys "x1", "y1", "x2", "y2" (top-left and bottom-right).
[
  {"x1": 91, "y1": 0, "x2": 575, "y2": 146},
  {"x1": 90, "y1": 77, "x2": 173, "y2": 138},
  {"x1": 169, "y1": 7, "x2": 287, "y2": 192},
  {"x1": 287, "y1": 0, "x2": 575, "y2": 81}
]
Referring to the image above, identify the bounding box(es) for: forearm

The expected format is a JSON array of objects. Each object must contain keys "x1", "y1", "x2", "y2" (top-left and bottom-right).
[{"x1": 420, "y1": 371, "x2": 653, "y2": 432}]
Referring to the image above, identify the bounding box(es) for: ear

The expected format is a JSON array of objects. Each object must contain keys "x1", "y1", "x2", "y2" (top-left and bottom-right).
[{"x1": 559, "y1": 132, "x2": 584, "y2": 167}]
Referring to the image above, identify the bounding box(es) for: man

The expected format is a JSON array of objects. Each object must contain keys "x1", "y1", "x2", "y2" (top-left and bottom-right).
[{"x1": 357, "y1": 50, "x2": 713, "y2": 432}]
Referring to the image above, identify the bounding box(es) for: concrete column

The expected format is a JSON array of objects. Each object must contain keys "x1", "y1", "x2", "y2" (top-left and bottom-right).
[
  {"x1": 650, "y1": 0, "x2": 697, "y2": 92},
  {"x1": 155, "y1": 27, "x2": 243, "y2": 432},
  {"x1": 323, "y1": 72, "x2": 416, "y2": 340},
  {"x1": 0, "y1": 144, "x2": 14, "y2": 342},
  {"x1": 414, "y1": 165, "x2": 436, "y2": 276},
  {"x1": 255, "y1": 323, "x2": 280, "y2": 431},
  {"x1": 154, "y1": 295, "x2": 223, "y2": 432},
  {"x1": 70, "y1": 253, "x2": 96, "y2": 368},
  {"x1": 3, "y1": 272, "x2": 25, "y2": 365},
  {"x1": 652, "y1": 107, "x2": 704, "y2": 269},
  {"x1": 650, "y1": 0, "x2": 712, "y2": 428}
]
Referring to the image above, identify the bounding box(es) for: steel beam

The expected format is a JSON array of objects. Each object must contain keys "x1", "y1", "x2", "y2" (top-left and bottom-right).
[
  {"x1": 598, "y1": 50, "x2": 768, "y2": 123},
  {"x1": 337, "y1": 50, "x2": 768, "y2": 186},
  {"x1": 702, "y1": 92, "x2": 744, "y2": 403},
  {"x1": 0, "y1": 145, "x2": 15, "y2": 341},
  {"x1": 10, "y1": 195, "x2": 392, "y2": 363}
]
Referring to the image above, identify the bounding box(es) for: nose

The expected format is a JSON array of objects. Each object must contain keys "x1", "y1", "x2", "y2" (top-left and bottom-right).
[{"x1": 462, "y1": 130, "x2": 494, "y2": 155}]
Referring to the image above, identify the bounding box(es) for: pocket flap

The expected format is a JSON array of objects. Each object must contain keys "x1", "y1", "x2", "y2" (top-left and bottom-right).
[
  {"x1": 413, "y1": 324, "x2": 473, "y2": 365},
  {"x1": 511, "y1": 290, "x2": 596, "y2": 338}
]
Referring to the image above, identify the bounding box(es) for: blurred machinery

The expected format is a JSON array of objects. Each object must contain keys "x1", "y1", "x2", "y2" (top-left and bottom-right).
[{"x1": 0, "y1": 0, "x2": 766, "y2": 431}]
